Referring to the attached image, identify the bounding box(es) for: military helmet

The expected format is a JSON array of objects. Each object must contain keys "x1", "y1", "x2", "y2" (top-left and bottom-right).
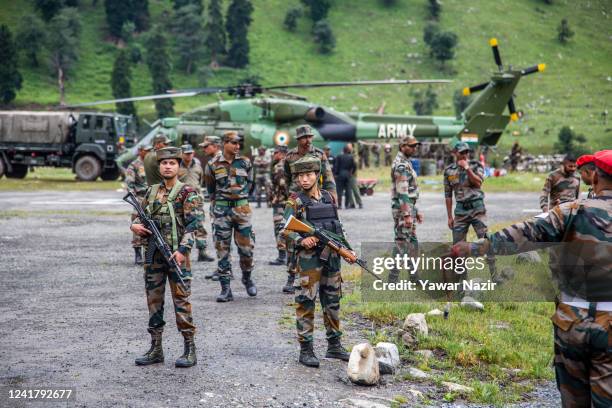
[
  {"x1": 198, "y1": 135, "x2": 221, "y2": 148},
  {"x1": 156, "y1": 147, "x2": 183, "y2": 162},
  {"x1": 223, "y1": 131, "x2": 241, "y2": 143},
  {"x1": 153, "y1": 133, "x2": 171, "y2": 145},
  {"x1": 399, "y1": 135, "x2": 421, "y2": 147},
  {"x1": 454, "y1": 141, "x2": 471, "y2": 152},
  {"x1": 295, "y1": 125, "x2": 314, "y2": 139},
  {"x1": 181, "y1": 144, "x2": 194, "y2": 154},
  {"x1": 139, "y1": 144, "x2": 153, "y2": 152},
  {"x1": 291, "y1": 156, "x2": 321, "y2": 175}
]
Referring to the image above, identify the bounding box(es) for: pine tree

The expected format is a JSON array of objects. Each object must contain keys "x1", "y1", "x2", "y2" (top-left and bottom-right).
[
  {"x1": 16, "y1": 14, "x2": 46, "y2": 67},
  {"x1": 284, "y1": 7, "x2": 303, "y2": 32},
  {"x1": 129, "y1": 0, "x2": 150, "y2": 32},
  {"x1": 111, "y1": 50, "x2": 138, "y2": 119},
  {"x1": 173, "y1": 4, "x2": 205, "y2": 74},
  {"x1": 144, "y1": 28, "x2": 174, "y2": 118},
  {"x1": 35, "y1": 0, "x2": 64, "y2": 21},
  {"x1": 300, "y1": 0, "x2": 331, "y2": 22},
  {"x1": 47, "y1": 7, "x2": 81, "y2": 105},
  {"x1": 0, "y1": 25, "x2": 23, "y2": 105},
  {"x1": 412, "y1": 86, "x2": 438, "y2": 115},
  {"x1": 422, "y1": 22, "x2": 439, "y2": 47},
  {"x1": 205, "y1": 0, "x2": 226, "y2": 67},
  {"x1": 427, "y1": 0, "x2": 441, "y2": 20},
  {"x1": 555, "y1": 126, "x2": 587, "y2": 155},
  {"x1": 312, "y1": 20, "x2": 335, "y2": 54},
  {"x1": 104, "y1": 0, "x2": 131, "y2": 39},
  {"x1": 557, "y1": 18, "x2": 574, "y2": 44},
  {"x1": 172, "y1": 0, "x2": 203, "y2": 15},
  {"x1": 226, "y1": 0, "x2": 253, "y2": 69},
  {"x1": 429, "y1": 30, "x2": 458, "y2": 66}
]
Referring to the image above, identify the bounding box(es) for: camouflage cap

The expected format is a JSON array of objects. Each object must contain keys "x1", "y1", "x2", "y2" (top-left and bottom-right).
[
  {"x1": 274, "y1": 145, "x2": 288, "y2": 153},
  {"x1": 181, "y1": 144, "x2": 194, "y2": 154},
  {"x1": 295, "y1": 124, "x2": 314, "y2": 139},
  {"x1": 198, "y1": 135, "x2": 221, "y2": 148},
  {"x1": 399, "y1": 135, "x2": 421, "y2": 147},
  {"x1": 454, "y1": 141, "x2": 471, "y2": 152},
  {"x1": 223, "y1": 131, "x2": 241, "y2": 143},
  {"x1": 139, "y1": 144, "x2": 153, "y2": 152},
  {"x1": 156, "y1": 147, "x2": 182, "y2": 162},
  {"x1": 152, "y1": 133, "x2": 170, "y2": 145},
  {"x1": 291, "y1": 156, "x2": 321, "y2": 175}
]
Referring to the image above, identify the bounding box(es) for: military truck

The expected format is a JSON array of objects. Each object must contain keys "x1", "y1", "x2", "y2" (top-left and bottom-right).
[{"x1": 0, "y1": 111, "x2": 135, "y2": 181}]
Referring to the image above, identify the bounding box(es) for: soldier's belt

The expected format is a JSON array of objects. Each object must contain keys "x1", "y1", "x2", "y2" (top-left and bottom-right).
[
  {"x1": 215, "y1": 199, "x2": 249, "y2": 207},
  {"x1": 457, "y1": 198, "x2": 484, "y2": 210}
]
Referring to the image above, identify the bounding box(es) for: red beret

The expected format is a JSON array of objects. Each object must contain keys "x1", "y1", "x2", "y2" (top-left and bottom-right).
[
  {"x1": 576, "y1": 154, "x2": 595, "y2": 168},
  {"x1": 594, "y1": 150, "x2": 612, "y2": 175}
]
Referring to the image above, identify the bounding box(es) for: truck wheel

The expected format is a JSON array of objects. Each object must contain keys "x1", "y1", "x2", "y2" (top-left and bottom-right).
[
  {"x1": 100, "y1": 166, "x2": 120, "y2": 181},
  {"x1": 75, "y1": 155, "x2": 102, "y2": 181},
  {"x1": 6, "y1": 163, "x2": 28, "y2": 179}
]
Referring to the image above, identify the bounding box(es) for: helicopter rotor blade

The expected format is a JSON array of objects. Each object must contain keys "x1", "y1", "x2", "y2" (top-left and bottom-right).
[
  {"x1": 508, "y1": 97, "x2": 519, "y2": 121},
  {"x1": 490, "y1": 38, "x2": 503, "y2": 71},
  {"x1": 462, "y1": 82, "x2": 489, "y2": 96},
  {"x1": 62, "y1": 91, "x2": 200, "y2": 108},
  {"x1": 263, "y1": 79, "x2": 452, "y2": 91},
  {"x1": 520, "y1": 63, "x2": 546, "y2": 76}
]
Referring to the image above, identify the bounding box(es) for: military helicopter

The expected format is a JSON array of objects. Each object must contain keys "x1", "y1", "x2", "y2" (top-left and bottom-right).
[{"x1": 68, "y1": 38, "x2": 544, "y2": 167}]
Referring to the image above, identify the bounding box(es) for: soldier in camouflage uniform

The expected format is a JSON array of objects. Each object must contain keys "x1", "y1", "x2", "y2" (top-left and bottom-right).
[
  {"x1": 179, "y1": 144, "x2": 214, "y2": 262},
  {"x1": 283, "y1": 125, "x2": 337, "y2": 290},
  {"x1": 126, "y1": 144, "x2": 152, "y2": 265},
  {"x1": 540, "y1": 154, "x2": 580, "y2": 212},
  {"x1": 577, "y1": 154, "x2": 596, "y2": 199},
  {"x1": 268, "y1": 146, "x2": 290, "y2": 270},
  {"x1": 204, "y1": 131, "x2": 257, "y2": 302},
  {"x1": 253, "y1": 146, "x2": 271, "y2": 208},
  {"x1": 131, "y1": 147, "x2": 202, "y2": 368},
  {"x1": 143, "y1": 134, "x2": 170, "y2": 186},
  {"x1": 444, "y1": 142, "x2": 497, "y2": 282},
  {"x1": 199, "y1": 136, "x2": 222, "y2": 279},
  {"x1": 453, "y1": 149, "x2": 612, "y2": 408},
  {"x1": 281, "y1": 156, "x2": 351, "y2": 368},
  {"x1": 390, "y1": 136, "x2": 423, "y2": 281}
]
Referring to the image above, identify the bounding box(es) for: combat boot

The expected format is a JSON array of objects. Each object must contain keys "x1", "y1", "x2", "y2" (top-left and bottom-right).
[
  {"x1": 241, "y1": 271, "x2": 257, "y2": 297},
  {"x1": 197, "y1": 249, "x2": 215, "y2": 262},
  {"x1": 175, "y1": 336, "x2": 197, "y2": 368},
  {"x1": 299, "y1": 342, "x2": 320, "y2": 368},
  {"x1": 325, "y1": 337, "x2": 350, "y2": 361},
  {"x1": 216, "y1": 279, "x2": 234, "y2": 302},
  {"x1": 135, "y1": 332, "x2": 164, "y2": 366},
  {"x1": 269, "y1": 250, "x2": 286, "y2": 266},
  {"x1": 134, "y1": 247, "x2": 143, "y2": 265},
  {"x1": 282, "y1": 274, "x2": 295, "y2": 294}
]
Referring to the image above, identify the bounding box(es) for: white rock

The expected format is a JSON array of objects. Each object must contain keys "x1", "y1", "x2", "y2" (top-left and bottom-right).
[
  {"x1": 426, "y1": 308, "x2": 444, "y2": 317},
  {"x1": 516, "y1": 251, "x2": 542, "y2": 264},
  {"x1": 347, "y1": 343, "x2": 380, "y2": 386},
  {"x1": 407, "y1": 367, "x2": 430, "y2": 379},
  {"x1": 414, "y1": 349, "x2": 433, "y2": 359},
  {"x1": 460, "y1": 296, "x2": 484, "y2": 311},
  {"x1": 374, "y1": 342, "x2": 400, "y2": 370},
  {"x1": 407, "y1": 388, "x2": 424, "y2": 399},
  {"x1": 338, "y1": 398, "x2": 388, "y2": 408},
  {"x1": 442, "y1": 381, "x2": 474, "y2": 394},
  {"x1": 402, "y1": 313, "x2": 428, "y2": 336}
]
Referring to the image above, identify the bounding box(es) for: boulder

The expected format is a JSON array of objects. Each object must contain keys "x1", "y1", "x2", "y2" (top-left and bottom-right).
[
  {"x1": 401, "y1": 332, "x2": 417, "y2": 348},
  {"x1": 402, "y1": 313, "x2": 428, "y2": 336},
  {"x1": 500, "y1": 266, "x2": 515, "y2": 280},
  {"x1": 516, "y1": 251, "x2": 542, "y2": 264},
  {"x1": 426, "y1": 308, "x2": 444, "y2": 317},
  {"x1": 338, "y1": 399, "x2": 388, "y2": 408},
  {"x1": 442, "y1": 381, "x2": 474, "y2": 394},
  {"x1": 406, "y1": 367, "x2": 430, "y2": 379},
  {"x1": 374, "y1": 342, "x2": 400, "y2": 374},
  {"x1": 460, "y1": 296, "x2": 484, "y2": 311},
  {"x1": 347, "y1": 343, "x2": 380, "y2": 386}
]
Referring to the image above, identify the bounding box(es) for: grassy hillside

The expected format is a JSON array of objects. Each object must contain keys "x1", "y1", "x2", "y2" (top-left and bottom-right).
[{"x1": 1, "y1": 0, "x2": 610, "y2": 153}]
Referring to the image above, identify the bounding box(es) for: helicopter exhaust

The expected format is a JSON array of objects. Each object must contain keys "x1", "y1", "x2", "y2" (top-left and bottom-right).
[{"x1": 305, "y1": 107, "x2": 326, "y2": 122}]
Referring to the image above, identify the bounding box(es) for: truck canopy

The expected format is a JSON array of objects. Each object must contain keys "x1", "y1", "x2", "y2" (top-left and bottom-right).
[{"x1": 0, "y1": 111, "x2": 75, "y2": 144}]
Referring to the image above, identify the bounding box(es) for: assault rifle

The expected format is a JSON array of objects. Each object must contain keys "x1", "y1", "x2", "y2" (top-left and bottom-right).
[{"x1": 123, "y1": 191, "x2": 186, "y2": 286}]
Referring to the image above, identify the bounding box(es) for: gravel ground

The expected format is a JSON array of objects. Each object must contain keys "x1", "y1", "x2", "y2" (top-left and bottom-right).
[{"x1": 0, "y1": 190, "x2": 559, "y2": 407}]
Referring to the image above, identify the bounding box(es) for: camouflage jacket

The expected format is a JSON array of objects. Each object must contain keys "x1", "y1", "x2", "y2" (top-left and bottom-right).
[
  {"x1": 443, "y1": 160, "x2": 485, "y2": 203},
  {"x1": 253, "y1": 154, "x2": 271, "y2": 179},
  {"x1": 204, "y1": 153, "x2": 253, "y2": 201},
  {"x1": 143, "y1": 150, "x2": 163, "y2": 186},
  {"x1": 133, "y1": 181, "x2": 202, "y2": 254},
  {"x1": 481, "y1": 191, "x2": 612, "y2": 301},
  {"x1": 269, "y1": 159, "x2": 289, "y2": 207},
  {"x1": 179, "y1": 159, "x2": 204, "y2": 194},
  {"x1": 539, "y1": 168, "x2": 580, "y2": 210},
  {"x1": 283, "y1": 145, "x2": 336, "y2": 196},
  {"x1": 391, "y1": 152, "x2": 419, "y2": 217},
  {"x1": 126, "y1": 157, "x2": 147, "y2": 197}
]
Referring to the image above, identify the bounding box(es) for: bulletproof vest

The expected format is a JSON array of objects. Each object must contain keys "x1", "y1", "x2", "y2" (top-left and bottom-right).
[
  {"x1": 299, "y1": 190, "x2": 342, "y2": 235},
  {"x1": 146, "y1": 181, "x2": 185, "y2": 251}
]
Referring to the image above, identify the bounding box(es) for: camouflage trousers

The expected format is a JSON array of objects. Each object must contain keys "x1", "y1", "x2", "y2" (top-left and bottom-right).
[
  {"x1": 131, "y1": 213, "x2": 145, "y2": 247},
  {"x1": 295, "y1": 250, "x2": 342, "y2": 343},
  {"x1": 195, "y1": 198, "x2": 208, "y2": 251},
  {"x1": 453, "y1": 206, "x2": 496, "y2": 275},
  {"x1": 212, "y1": 204, "x2": 254, "y2": 279},
  {"x1": 551, "y1": 303, "x2": 612, "y2": 408},
  {"x1": 272, "y1": 206, "x2": 286, "y2": 251},
  {"x1": 392, "y1": 207, "x2": 418, "y2": 280},
  {"x1": 144, "y1": 249, "x2": 195, "y2": 337}
]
